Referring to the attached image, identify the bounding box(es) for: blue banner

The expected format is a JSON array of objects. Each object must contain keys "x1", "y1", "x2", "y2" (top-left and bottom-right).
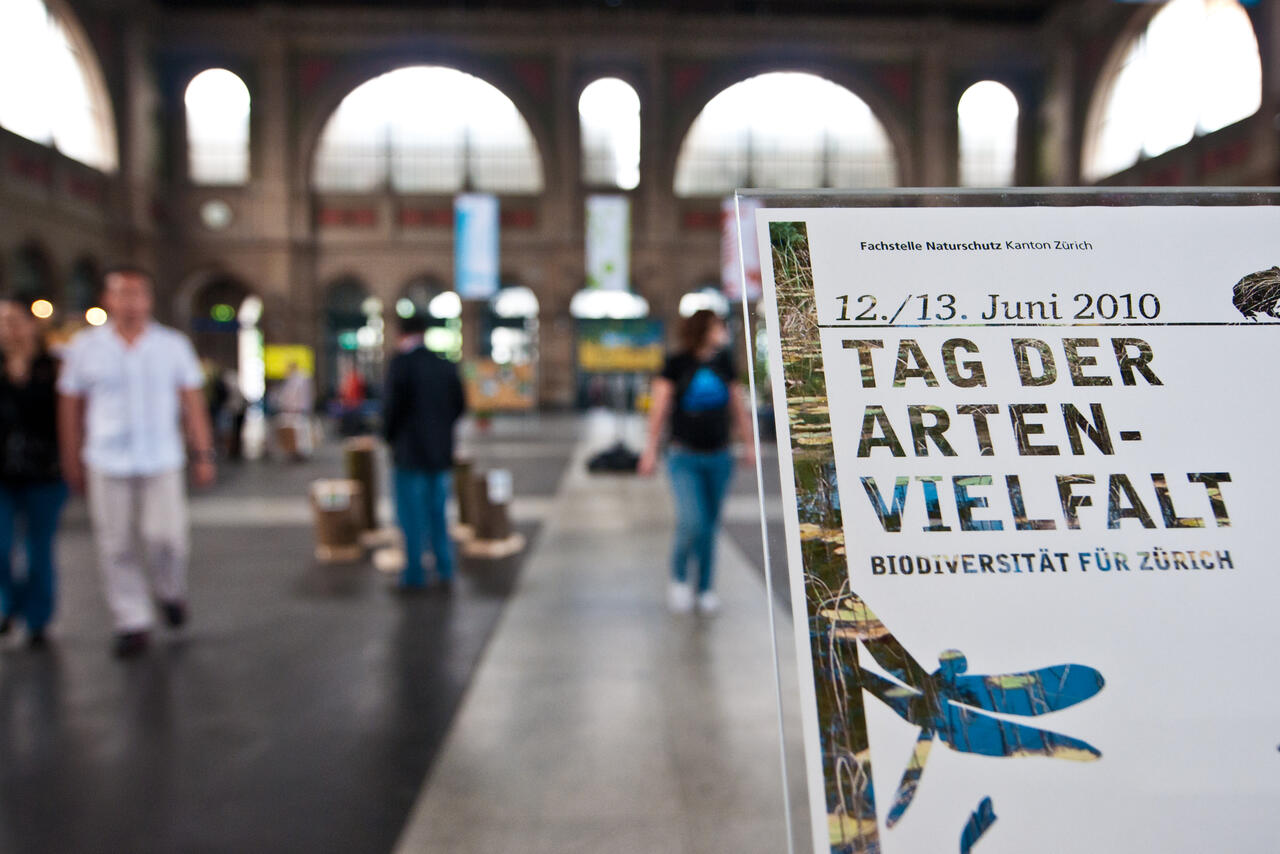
[{"x1": 455, "y1": 193, "x2": 499, "y2": 300}]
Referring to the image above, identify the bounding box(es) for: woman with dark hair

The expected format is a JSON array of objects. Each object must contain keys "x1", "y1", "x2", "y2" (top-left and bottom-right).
[
  {"x1": 0, "y1": 299, "x2": 67, "y2": 648},
  {"x1": 639, "y1": 309, "x2": 753, "y2": 615}
]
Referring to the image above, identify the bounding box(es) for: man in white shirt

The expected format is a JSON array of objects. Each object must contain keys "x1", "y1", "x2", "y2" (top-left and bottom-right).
[{"x1": 57, "y1": 266, "x2": 216, "y2": 658}]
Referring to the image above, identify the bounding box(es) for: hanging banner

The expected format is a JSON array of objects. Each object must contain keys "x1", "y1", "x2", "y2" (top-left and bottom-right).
[
  {"x1": 753, "y1": 195, "x2": 1280, "y2": 854},
  {"x1": 455, "y1": 193, "x2": 499, "y2": 300},
  {"x1": 722, "y1": 196, "x2": 762, "y2": 301},
  {"x1": 585, "y1": 194, "x2": 630, "y2": 291}
]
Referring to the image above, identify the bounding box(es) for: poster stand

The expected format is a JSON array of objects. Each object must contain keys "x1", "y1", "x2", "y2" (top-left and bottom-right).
[{"x1": 738, "y1": 188, "x2": 1280, "y2": 854}]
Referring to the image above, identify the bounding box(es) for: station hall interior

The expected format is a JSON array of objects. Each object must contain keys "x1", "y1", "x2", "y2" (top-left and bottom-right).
[{"x1": 0, "y1": 0, "x2": 1278, "y2": 852}]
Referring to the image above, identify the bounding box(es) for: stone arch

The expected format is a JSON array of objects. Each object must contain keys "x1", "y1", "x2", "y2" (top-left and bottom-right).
[
  {"x1": 297, "y1": 57, "x2": 555, "y2": 195},
  {"x1": 663, "y1": 62, "x2": 912, "y2": 192}
]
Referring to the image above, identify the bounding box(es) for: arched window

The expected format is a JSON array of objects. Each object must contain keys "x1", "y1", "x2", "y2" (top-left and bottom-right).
[
  {"x1": 0, "y1": 0, "x2": 117, "y2": 172},
  {"x1": 579, "y1": 78, "x2": 640, "y2": 190},
  {"x1": 674, "y1": 72, "x2": 897, "y2": 196},
  {"x1": 1084, "y1": 0, "x2": 1261, "y2": 181},
  {"x1": 186, "y1": 68, "x2": 251, "y2": 185},
  {"x1": 68, "y1": 256, "x2": 99, "y2": 315},
  {"x1": 313, "y1": 66, "x2": 543, "y2": 194},
  {"x1": 11, "y1": 244, "x2": 54, "y2": 304},
  {"x1": 323, "y1": 277, "x2": 384, "y2": 395},
  {"x1": 957, "y1": 81, "x2": 1019, "y2": 187}
]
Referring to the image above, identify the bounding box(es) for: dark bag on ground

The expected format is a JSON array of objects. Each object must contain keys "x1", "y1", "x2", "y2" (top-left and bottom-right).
[{"x1": 586, "y1": 442, "x2": 639, "y2": 474}]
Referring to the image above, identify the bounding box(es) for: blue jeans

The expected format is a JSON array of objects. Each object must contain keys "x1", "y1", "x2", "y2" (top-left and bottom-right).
[
  {"x1": 0, "y1": 480, "x2": 68, "y2": 632},
  {"x1": 393, "y1": 468, "x2": 455, "y2": 586},
  {"x1": 667, "y1": 449, "x2": 734, "y2": 593}
]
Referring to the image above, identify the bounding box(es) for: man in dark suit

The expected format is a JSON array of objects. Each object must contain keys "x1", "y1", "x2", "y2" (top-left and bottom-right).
[{"x1": 382, "y1": 314, "x2": 467, "y2": 590}]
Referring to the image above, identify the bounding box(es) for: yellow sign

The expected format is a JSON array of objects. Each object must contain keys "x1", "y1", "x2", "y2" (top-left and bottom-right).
[
  {"x1": 264, "y1": 345, "x2": 315, "y2": 379},
  {"x1": 576, "y1": 340, "x2": 663, "y2": 373}
]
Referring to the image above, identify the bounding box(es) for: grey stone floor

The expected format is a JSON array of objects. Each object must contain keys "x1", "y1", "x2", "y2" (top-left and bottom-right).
[
  {"x1": 394, "y1": 413, "x2": 811, "y2": 854},
  {"x1": 0, "y1": 412, "x2": 810, "y2": 853},
  {"x1": 0, "y1": 418, "x2": 569, "y2": 854}
]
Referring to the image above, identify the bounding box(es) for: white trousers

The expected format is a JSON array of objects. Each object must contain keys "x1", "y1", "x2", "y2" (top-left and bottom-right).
[{"x1": 87, "y1": 467, "x2": 190, "y2": 632}]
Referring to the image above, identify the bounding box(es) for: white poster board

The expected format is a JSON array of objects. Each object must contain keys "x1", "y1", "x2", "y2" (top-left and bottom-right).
[
  {"x1": 585, "y1": 194, "x2": 631, "y2": 291},
  {"x1": 750, "y1": 192, "x2": 1280, "y2": 854}
]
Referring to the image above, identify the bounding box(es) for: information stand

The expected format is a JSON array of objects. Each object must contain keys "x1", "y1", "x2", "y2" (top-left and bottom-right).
[{"x1": 740, "y1": 189, "x2": 1280, "y2": 854}]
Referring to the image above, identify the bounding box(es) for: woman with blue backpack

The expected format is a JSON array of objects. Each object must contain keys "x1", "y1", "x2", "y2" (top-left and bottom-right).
[{"x1": 638, "y1": 309, "x2": 754, "y2": 615}]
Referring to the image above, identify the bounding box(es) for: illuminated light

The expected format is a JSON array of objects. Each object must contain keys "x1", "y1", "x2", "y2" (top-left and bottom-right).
[
  {"x1": 30, "y1": 299, "x2": 54, "y2": 319},
  {"x1": 491, "y1": 286, "x2": 539, "y2": 319},
  {"x1": 355, "y1": 326, "x2": 380, "y2": 348},
  {"x1": 361, "y1": 296, "x2": 383, "y2": 317},
  {"x1": 428, "y1": 291, "x2": 462, "y2": 319},
  {"x1": 238, "y1": 295, "x2": 263, "y2": 326},
  {"x1": 337, "y1": 331, "x2": 358, "y2": 351},
  {"x1": 85, "y1": 307, "x2": 108, "y2": 326},
  {"x1": 211, "y1": 303, "x2": 235, "y2": 322},
  {"x1": 678, "y1": 288, "x2": 730, "y2": 318},
  {"x1": 424, "y1": 326, "x2": 461, "y2": 354},
  {"x1": 569, "y1": 289, "x2": 649, "y2": 320},
  {"x1": 396, "y1": 298, "x2": 417, "y2": 318}
]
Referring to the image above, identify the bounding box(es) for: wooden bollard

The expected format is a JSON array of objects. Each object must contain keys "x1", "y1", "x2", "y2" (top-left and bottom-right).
[
  {"x1": 311, "y1": 479, "x2": 364, "y2": 563},
  {"x1": 462, "y1": 468, "x2": 523, "y2": 559},
  {"x1": 343, "y1": 436, "x2": 378, "y2": 531},
  {"x1": 476, "y1": 469, "x2": 512, "y2": 541},
  {"x1": 453, "y1": 457, "x2": 475, "y2": 535},
  {"x1": 469, "y1": 470, "x2": 490, "y2": 532}
]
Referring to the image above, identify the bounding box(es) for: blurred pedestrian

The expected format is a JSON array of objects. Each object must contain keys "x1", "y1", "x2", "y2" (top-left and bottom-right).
[
  {"x1": 0, "y1": 300, "x2": 67, "y2": 648},
  {"x1": 275, "y1": 361, "x2": 314, "y2": 460},
  {"x1": 382, "y1": 314, "x2": 466, "y2": 591},
  {"x1": 338, "y1": 357, "x2": 368, "y2": 437},
  {"x1": 638, "y1": 309, "x2": 753, "y2": 615},
  {"x1": 223, "y1": 368, "x2": 247, "y2": 461},
  {"x1": 57, "y1": 265, "x2": 216, "y2": 658}
]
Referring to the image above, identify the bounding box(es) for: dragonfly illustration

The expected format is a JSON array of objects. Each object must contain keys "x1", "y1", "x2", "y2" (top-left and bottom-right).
[{"x1": 821, "y1": 593, "x2": 1105, "y2": 828}]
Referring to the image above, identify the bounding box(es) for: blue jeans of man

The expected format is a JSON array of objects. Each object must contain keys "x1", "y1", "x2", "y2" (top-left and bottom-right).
[
  {"x1": 667, "y1": 449, "x2": 734, "y2": 593},
  {"x1": 393, "y1": 468, "x2": 455, "y2": 586},
  {"x1": 0, "y1": 480, "x2": 68, "y2": 632}
]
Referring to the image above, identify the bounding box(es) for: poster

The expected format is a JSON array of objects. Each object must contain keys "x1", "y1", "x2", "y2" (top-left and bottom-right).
[
  {"x1": 756, "y1": 199, "x2": 1280, "y2": 854},
  {"x1": 455, "y1": 193, "x2": 499, "y2": 299},
  {"x1": 722, "y1": 196, "x2": 762, "y2": 300},
  {"x1": 464, "y1": 360, "x2": 536, "y2": 412},
  {"x1": 585, "y1": 194, "x2": 630, "y2": 291},
  {"x1": 575, "y1": 318, "x2": 664, "y2": 374}
]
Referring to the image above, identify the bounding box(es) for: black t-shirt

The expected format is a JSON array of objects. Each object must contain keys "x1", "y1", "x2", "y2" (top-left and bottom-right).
[
  {"x1": 660, "y1": 349, "x2": 735, "y2": 451},
  {"x1": 0, "y1": 353, "x2": 61, "y2": 484}
]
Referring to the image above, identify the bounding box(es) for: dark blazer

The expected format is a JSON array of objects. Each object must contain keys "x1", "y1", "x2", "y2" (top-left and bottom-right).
[{"x1": 382, "y1": 347, "x2": 466, "y2": 472}]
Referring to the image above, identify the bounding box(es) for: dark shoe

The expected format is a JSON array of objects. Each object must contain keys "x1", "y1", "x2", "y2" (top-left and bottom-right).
[
  {"x1": 114, "y1": 631, "x2": 150, "y2": 659},
  {"x1": 0, "y1": 615, "x2": 11, "y2": 636},
  {"x1": 27, "y1": 629, "x2": 47, "y2": 650},
  {"x1": 161, "y1": 600, "x2": 188, "y2": 628}
]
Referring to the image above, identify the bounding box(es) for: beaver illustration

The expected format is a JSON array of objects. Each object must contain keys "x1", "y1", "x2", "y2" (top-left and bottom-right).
[{"x1": 1233, "y1": 266, "x2": 1280, "y2": 320}]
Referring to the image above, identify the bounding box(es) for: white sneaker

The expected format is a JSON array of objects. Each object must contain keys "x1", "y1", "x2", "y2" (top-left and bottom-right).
[
  {"x1": 668, "y1": 581, "x2": 694, "y2": 613},
  {"x1": 697, "y1": 590, "x2": 721, "y2": 616}
]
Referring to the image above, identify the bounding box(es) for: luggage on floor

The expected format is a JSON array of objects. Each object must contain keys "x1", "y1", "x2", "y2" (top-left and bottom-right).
[{"x1": 586, "y1": 442, "x2": 639, "y2": 474}]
